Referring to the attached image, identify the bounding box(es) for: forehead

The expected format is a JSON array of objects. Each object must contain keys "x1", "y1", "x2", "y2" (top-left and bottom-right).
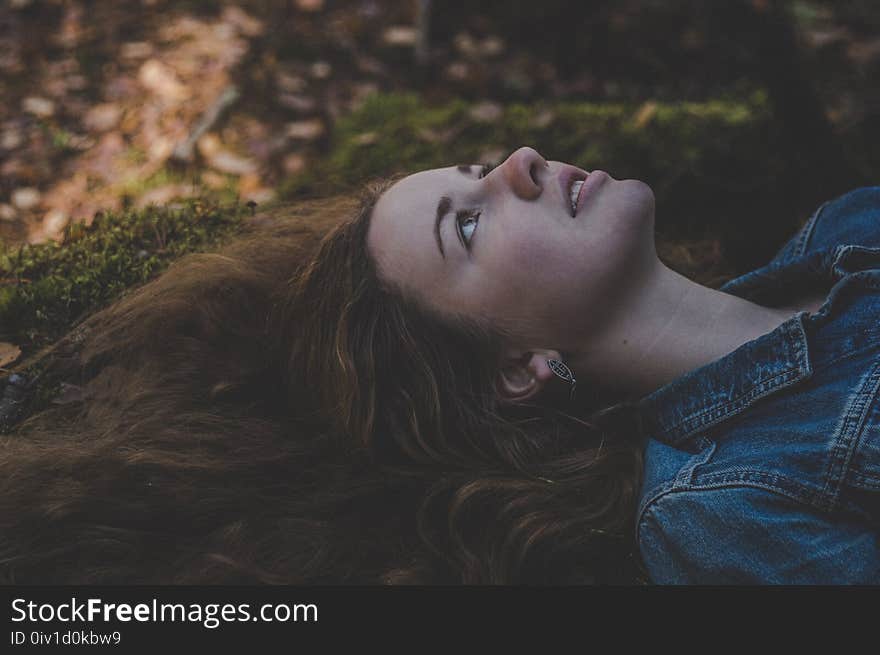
[
  {"x1": 368, "y1": 166, "x2": 462, "y2": 277},
  {"x1": 375, "y1": 165, "x2": 457, "y2": 215}
]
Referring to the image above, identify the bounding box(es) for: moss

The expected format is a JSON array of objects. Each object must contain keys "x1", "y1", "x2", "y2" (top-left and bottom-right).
[
  {"x1": 281, "y1": 88, "x2": 876, "y2": 272},
  {"x1": 0, "y1": 87, "x2": 846, "y2": 361},
  {"x1": 2, "y1": 86, "x2": 874, "y2": 426},
  {"x1": 0, "y1": 199, "x2": 251, "y2": 357},
  {"x1": 116, "y1": 166, "x2": 178, "y2": 197},
  {"x1": 278, "y1": 89, "x2": 779, "y2": 214}
]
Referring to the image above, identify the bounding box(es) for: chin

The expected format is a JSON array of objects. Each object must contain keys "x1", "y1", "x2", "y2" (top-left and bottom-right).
[{"x1": 614, "y1": 178, "x2": 655, "y2": 227}]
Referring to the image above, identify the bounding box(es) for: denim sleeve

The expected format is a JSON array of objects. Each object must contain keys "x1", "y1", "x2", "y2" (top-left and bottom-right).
[{"x1": 638, "y1": 486, "x2": 880, "y2": 584}]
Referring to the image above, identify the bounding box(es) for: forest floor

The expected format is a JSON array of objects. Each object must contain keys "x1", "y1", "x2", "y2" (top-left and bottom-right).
[
  {"x1": 1, "y1": 0, "x2": 878, "y2": 245},
  {"x1": 1, "y1": 0, "x2": 879, "y2": 429}
]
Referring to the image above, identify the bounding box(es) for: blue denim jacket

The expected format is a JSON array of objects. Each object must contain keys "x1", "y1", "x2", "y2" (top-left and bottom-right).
[{"x1": 635, "y1": 186, "x2": 880, "y2": 584}]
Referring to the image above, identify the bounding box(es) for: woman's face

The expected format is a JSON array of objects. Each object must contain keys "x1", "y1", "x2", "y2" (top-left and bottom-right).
[{"x1": 367, "y1": 146, "x2": 657, "y2": 354}]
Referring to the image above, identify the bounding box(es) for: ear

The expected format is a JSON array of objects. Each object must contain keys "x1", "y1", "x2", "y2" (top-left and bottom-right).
[{"x1": 495, "y1": 348, "x2": 564, "y2": 405}]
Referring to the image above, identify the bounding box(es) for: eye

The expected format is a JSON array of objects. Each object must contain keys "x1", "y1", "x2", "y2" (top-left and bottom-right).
[
  {"x1": 478, "y1": 162, "x2": 497, "y2": 179},
  {"x1": 456, "y1": 209, "x2": 480, "y2": 249}
]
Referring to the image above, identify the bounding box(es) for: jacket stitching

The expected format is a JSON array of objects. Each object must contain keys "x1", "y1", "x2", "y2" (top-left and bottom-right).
[
  {"x1": 823, "y1": 355, "x2": 880, "y2": 501},
  {"x1": 636, "y1": 477, "x2": 827, "y2": 549},
  {"x1": 655, "y1": 319, "x2": 811, "y2": 444},
  {"x1": 672, "y1": 437, "x2": 716, "y2": 487},
  {"x1": 638, "y1": 465, "x2": 815, "y2": 523},
  {"x1": 688, "y1": 470, "x2": 828, "y2": 510},
  {"x1": 641, "y1": 339, "x2": 880, "y2": 519},
  {"x1": 637, "y1": 479, "x2": 676, "y2": 521},
  {"x1": 794, "y1": 200, "x2": 828, "y2": 258},
  {"x1": 661, "y1": 366, "x2": 805, "y2": 444}
]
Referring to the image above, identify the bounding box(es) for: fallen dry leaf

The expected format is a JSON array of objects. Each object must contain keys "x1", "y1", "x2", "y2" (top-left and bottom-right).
[
  {"x1": 0, "y1": 204, "x2": 17, "y2": 222},
  {"x1": 22, "y1": 96, "x2": 55, "y2": 118},
  {"x1": 285, "y1": 119, "x2": 324, "y2": 141},
  {"x1": 282, "y1": 153, "x2": 307, "y2": 175},
  {"x1": 11, "y1": 187, "x2": 41, "y2": 211},
  {"x1": 534, "y1": 109, "x2": 556, "y2": 129},
  {"x1": 138, "y1": 59, "x2": 190, "y2": 103},
  {"x1": 83, "y1": 103, "x2": 122, "y2": 132},
  {"x1": 278, "y1": 93, "x2": 317, "y2": 113},
  {"x1": 383, "y1": 26, "x2": 417, "y2": 47},
  {"x1": 0, "y1": 342, "x2": 22, "y2": 369},
  {"x1": 310, "y1": 61, "x2": 332, "y2": 79},
  {"x1": 632, "y1": 101, "x2": 658, "y2": 129},
  {"x1": 295, "y1": 0, "x2": 325, "y2": 12},
  {"x1": 207, "y1": 150, "x2": 258, "y2": 176},
  {"x1": 469, "y1": 101, "x2": 503, "y2": 123},
  {"x1": 222, "y1": 6, "x2": 264, "y2": 37},
  {"x1": 353, "y1": 131, "x2": 378, "y2": 145}
]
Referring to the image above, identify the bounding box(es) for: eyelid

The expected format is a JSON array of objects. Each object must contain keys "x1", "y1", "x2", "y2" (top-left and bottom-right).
[
  {"x1": 478, "y1": 162, "x2": 496, "y2": 179},
  {"x1": 455, "y1": 208, "x2": 479, "y2": 251}
]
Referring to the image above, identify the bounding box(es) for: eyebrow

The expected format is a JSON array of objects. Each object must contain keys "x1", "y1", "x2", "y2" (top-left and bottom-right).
[
  {"x1": 434, "y1": 196, "x2": 452, "y2": 260},
  {"x1": 434, "y1": 166, "x2": 474, "y2": 259}
]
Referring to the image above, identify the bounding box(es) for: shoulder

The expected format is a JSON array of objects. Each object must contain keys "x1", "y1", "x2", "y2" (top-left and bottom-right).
[
  {"x1": 637, "y1": 484, "x2": 880, "y2": 584},
  {"x1": 774, "y1": 186, "x2": 880, "y2": 262}
]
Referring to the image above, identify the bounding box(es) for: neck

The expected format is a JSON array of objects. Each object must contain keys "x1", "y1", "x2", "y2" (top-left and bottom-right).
[{"x1": 569, "y1": 257, "x2": 795, "y2": 400}]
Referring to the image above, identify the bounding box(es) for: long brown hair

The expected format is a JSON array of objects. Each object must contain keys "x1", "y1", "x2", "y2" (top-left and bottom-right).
[{"x1": 0, "y1": 177, "x2": 647, "y2": 584}]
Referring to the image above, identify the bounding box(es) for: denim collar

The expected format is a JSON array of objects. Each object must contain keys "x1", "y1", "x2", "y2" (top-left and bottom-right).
[{"x1": 636, "y1": 244, "x2": 880, "y2": 448}]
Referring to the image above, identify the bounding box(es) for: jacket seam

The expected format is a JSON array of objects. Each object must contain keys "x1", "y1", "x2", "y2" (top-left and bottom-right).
[
  {"x1": 637, "y1": 468, "x2": 822, "y2": 529},
  {"x1": 822, "y1": 354, "x2": 880, "y2": 502},
  {"x1": 636, "y1": 476, "x2": 830, "y2": 547},
  {"x1": 794, "y1": 200, "x2": 828, "y2": 257},
  {"x1": 637, "y1": 480, "x2": 676, "y2": 525},
  {"x1": 641, "y1": 345, "x2": 880, "y2": 520},
  {"x1": 672, "y1": 437, "x2": 716, "y2": 487},
  {"x1": 659, "y1": 365, "x2": 805, "y2": 445},
  {"x1": 687, "y1": 470, "x2": 828, "y2": 509}
]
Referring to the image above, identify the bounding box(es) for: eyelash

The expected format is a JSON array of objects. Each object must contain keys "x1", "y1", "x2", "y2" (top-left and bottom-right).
[
  {"x1": 456, "y1": 163, "x2": 495, "y2": 250},
  {"x1": 456, "y1": 209, "x2": 480, "y2": 250}
]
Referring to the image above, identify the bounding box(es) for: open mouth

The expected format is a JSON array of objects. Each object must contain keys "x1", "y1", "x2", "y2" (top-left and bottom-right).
[
  {"x1": 558, "y1": 164, "x2": 595, "y2": 217},
  {"x1": 568, "y1": 178, "x2": 586, "y2": 215}
]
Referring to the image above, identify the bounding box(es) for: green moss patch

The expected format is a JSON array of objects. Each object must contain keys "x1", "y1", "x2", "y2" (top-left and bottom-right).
[
  {"x1": 0, "y1": 200, "x2": 250, "y2": 357},
  {"x1": 279, "y1": 89, "x2": 782, "y2": 231},
  {"x1": 3, "y1": 88, "x2": 870, "y2": 397},
  {"x1": 279, "y1": 88, "x2": 859, "y2": 285}
]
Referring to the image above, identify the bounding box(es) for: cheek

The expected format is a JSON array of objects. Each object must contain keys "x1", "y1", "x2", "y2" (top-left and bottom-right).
[
  {"x1": 492, "y1": 230, "x2": 584, "y2": 328},
  {"x1": 510, "y1": 229, "x2": 557, "y2": 271},
  {"x1": 514, "y1": 228, "x2": 628, "y2": 322},
  {"x1": 507, "y1": 226, "x2": 591, "y2": 289}
]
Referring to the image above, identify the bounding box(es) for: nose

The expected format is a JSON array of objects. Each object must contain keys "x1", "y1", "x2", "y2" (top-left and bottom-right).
[{"x1": 499, "y1": 146, "x2": 548, "y2": 200}]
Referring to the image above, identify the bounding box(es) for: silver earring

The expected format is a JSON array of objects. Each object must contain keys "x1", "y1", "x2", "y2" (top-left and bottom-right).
[{"x1": 547, "y1": 358, "x2": 577, "y2": 403}]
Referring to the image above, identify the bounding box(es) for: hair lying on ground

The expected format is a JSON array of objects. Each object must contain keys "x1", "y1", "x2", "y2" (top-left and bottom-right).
[{"x1": 0, "y1": 180, "x2": 649, "y2": 584}]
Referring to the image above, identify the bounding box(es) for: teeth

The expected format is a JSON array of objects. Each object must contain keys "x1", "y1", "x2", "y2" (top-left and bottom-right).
[{"x1": 569, "y1": 179, "x2": 584, "y2": 214}]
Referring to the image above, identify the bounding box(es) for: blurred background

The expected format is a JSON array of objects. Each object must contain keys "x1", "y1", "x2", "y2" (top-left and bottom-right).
[{"x1": 0, "y1": 0, "x2": 879, "y2": 359}]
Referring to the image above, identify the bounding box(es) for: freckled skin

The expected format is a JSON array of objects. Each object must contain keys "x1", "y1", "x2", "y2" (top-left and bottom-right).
[
  {"x1": 368, "y1": 146, "x2": 801, "y2": 403},
  {"x1": 368, "y1": 147, "x2": 657, "y2": 352}
]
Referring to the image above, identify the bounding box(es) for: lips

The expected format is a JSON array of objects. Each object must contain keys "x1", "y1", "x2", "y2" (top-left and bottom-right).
[
  {"x1": 558, "y1": 165, "x2": 589, "y2": 218},
  {"x1": 573, "y1": 170, "x2": 608, "y2": 216}
]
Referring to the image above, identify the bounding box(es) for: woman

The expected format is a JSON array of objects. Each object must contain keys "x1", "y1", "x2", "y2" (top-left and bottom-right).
[
  {"x1": 364, "y1": 146, "x2": 880, "y2": 583},
  {"x1": 1, "y1": 146, "x2": 877, "y2": 584}
]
